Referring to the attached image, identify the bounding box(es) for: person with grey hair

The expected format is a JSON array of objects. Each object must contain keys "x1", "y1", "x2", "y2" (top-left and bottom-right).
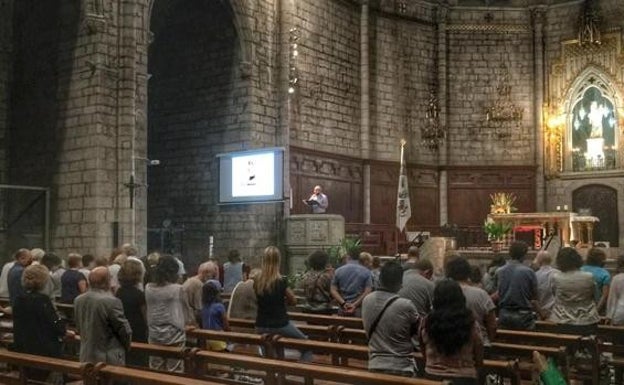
[
  {"x1": 12, "y1": 264, "x2": 72, "y2": 382},
  {"x1": 74, "y1": 267, "x2": 132, "y2": 365},
  {"x1": 8, "y1": 249, "x2": 33, "y2": 305},
  {"x1": 533, "y1": 250, "x2": 559, "y2": 319},
  {"x1": 182, "y1": 261, "x2": 218, "y2": 323},
  {"x1": 30, "y1": 248, "x2": 45, "y2": 265}
]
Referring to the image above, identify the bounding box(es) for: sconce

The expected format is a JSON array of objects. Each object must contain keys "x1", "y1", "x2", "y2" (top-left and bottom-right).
[
  {"x1": 288, "y1": 28, "x2": 299, "y2": 94},
  {"x1": 421, "y1": 89, "x2": 446, "y2": 151}
]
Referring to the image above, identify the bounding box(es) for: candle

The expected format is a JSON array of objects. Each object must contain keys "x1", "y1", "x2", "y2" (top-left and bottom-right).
[
  {"x1": 556, "y1": 206, "x2": 561, "y2": 211},
  {"x1": 564, "y1": 205, "x2": 568, "y2": 211}
]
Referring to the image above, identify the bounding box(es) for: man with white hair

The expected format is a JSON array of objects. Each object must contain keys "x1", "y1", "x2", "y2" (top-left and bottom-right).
[
  {"x1": 182, "y1": 261, "x2": 218, "y2": 323},
  {"x1": 534, "y1": 250, "x2": 559, "y2": 319}
]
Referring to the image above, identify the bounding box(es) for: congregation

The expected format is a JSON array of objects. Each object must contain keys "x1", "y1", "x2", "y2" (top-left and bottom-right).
[{"x1": 0, "y1": 240, "x2": 619, "y2": 385}]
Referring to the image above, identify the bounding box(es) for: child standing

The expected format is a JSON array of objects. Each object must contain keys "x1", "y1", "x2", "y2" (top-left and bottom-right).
[{"x1": 201, "y1": 279, "x2": 229, "y2": 351}]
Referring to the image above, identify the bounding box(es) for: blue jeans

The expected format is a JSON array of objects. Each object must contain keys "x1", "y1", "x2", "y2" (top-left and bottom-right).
[{"x1": 256, "y1": 322, "x2": 313, "y2": 362}]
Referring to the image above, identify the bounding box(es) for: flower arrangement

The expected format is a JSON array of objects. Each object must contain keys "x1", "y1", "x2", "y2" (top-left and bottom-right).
[
  {"x1": 483, "y1": 218, "x2": 512, "y2": 241},
  {"x1": 490, "y1": 192, "x2": 517, "y2": 214}
]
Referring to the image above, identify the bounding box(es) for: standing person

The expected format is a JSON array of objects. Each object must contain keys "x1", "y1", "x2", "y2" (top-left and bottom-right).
[
  {"x1": 305, "y1": 185, "x2": 328, "y2": 214},
  {"x1": 8, "y1": 249, "x2": 33, "y2": 305},
  {"x1": 74, "y1": 267, "x2": 132, "y2": 365},
  {"x1": 254, "y1": 246, "x2": 312, "y2": 362},
  {"x1": 0, "y1": 258, "x2": 16, "y2": 299},
  {"x1": 402, "y1": 246, "x2": 420, "y2": 271},
  {"x1": 482, "y1": 254, "x2": 506, "y2": 296},
  {"x1": 419, "y1": 279, "x2": 483, "y2": 384},
  {"x1": 145, "y1": 255, "x2": 193, "y2": 372},
  {"x1": 228, "y1": 268, "x2": 260, "y2": 320},
  {"x1": 330, "y1": 248, "x2": 372, "y2": 317},
  {"x1": 60, "y1": 253, "x2": 88, "y2": 304},
  {"x1": 116, "y1": 259, "x2": 148, "y2": 366},
  {"x1": 223, "y1": 250, "x2": 247, "y2": 294},
  {"x1": 362, "y1": 261, "x2": 419, "y2": 377},
  {"x1": 581, "y1": 247, "x2": 611, "y2": 314},
  {"x1": 496, "y1": 241, "x2": 539, "y2": 330},
  {"x1": 200, "y1": 279, "x2": 229, "y2": 351},
  {"x1": 606, "y1": 255, "x2": 624, "y2": 325},
  {"x1": 182, "y1": 261, "x2": 218, "y2": 324},
  {"x1": 549, "y1": 247, "x2": 599, "y2": 335},
  {"x1": 398, "y1": 258, "x2": 434, "y2": 317},
  {"x1": 533, "y1": 250, "x2": 560, "y2": 319},
  {"x1": 12, "y1": 264, "x2": 72, "y2": 382},
  {"x1": 445, "y1": 257, "x2": 497, "y2": 346},
  {"x1": 299, "y1": 250, "x2": 334, "y2": 314}
]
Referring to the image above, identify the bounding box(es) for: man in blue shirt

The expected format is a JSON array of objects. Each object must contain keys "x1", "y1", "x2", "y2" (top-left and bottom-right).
[
  {"x1": 496, "y1": 241, "x2": 538, "y2": 330},
  {"x1": 331, "y1": 249, "x2": 372, "y2": 317}
]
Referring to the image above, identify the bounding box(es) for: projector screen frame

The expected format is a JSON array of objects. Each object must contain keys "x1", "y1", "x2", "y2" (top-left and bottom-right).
[{"x1": 216, "y1": 147, "x2": 285, "y2": 205}]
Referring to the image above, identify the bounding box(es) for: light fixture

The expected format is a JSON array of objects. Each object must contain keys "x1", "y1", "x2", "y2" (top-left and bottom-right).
[
  {"x1": 578, "y1": 0, "x2": 601, "y2": 46},
  {"x1": 288, "y1": 27, "x2": 300, "y2": 95},
  {"x1": 483, "y1": 38, "x2": 524, "y2": 138},
  {"x1": 421, "y1": 88, "x2": 446, "y2": 151}
]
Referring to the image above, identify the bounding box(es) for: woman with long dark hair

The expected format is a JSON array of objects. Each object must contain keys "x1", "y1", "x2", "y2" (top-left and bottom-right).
[
  {"x1": 419, "y1": 279, "x2": 483, "y2": 385},
  {"x1": 254, "y1": 246, "x2": 312, "y2": 361}
]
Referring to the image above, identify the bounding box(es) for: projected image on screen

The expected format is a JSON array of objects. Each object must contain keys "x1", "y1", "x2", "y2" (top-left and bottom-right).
[{"x1": 232, "y1": 153, "x2": 275, "y2": 197}]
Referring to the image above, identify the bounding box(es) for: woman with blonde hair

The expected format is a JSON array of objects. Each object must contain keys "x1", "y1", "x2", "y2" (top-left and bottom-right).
[{"x1": 255, "y1": 246, "x2": 312, "y2": 362}]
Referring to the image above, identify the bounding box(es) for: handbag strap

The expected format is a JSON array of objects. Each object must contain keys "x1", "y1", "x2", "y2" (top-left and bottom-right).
[{"x1": 366, "y1": 295, "x2": 400, "y2": 341}]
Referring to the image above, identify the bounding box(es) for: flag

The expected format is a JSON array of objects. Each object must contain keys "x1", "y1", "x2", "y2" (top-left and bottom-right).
[{"x1": 396, "y1": 139, "x2": 411, "y2": 232}]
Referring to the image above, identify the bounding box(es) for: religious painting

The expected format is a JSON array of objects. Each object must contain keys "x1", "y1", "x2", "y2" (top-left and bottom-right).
[{"x1": 570, "y1": 86, "x2": 617, "y2": 170}]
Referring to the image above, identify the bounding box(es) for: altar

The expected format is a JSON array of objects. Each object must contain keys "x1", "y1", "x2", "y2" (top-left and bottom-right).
[{"x1": 488, "y1": 212, "x2": 599, "y2": 247}]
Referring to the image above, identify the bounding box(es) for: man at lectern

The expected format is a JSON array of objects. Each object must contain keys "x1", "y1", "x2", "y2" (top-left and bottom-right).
[{"x1": 304, "y1": 185, "x2": 329, "y2": 214}]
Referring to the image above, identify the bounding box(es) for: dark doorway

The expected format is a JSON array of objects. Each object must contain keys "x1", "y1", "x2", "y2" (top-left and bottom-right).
[{"x1": 572, "y1": 184, "x2": 619, "y2": 247}]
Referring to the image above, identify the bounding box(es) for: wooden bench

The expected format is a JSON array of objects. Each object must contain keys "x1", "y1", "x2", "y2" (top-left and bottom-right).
[
  {"x1": 191, "y1": 348, "x2": 443, "y2": 385},
  {"x1": 287, "y1": 312, "x2": 363, "y2": 329},
  {"x1": 273, "y1": 335, "x2": 521, "y2": 385},
  {"x1": 0, "y1": 350, "x2": 93, "y2": 385}
]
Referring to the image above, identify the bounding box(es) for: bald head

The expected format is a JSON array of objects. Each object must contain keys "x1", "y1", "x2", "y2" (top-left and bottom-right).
[
  {"x1": 89, "y1": 266, "x2": 110, "y2": 290},
  {"x1": 534, "y1": 250, "x2": 552, "y2": 267}
]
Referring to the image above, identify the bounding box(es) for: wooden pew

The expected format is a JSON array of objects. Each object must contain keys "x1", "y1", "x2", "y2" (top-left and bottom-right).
[
  {"x1": 287, "y1": 312, "x2": 363, "y2": 329},
  {"x1": 228, "y1": 317, "x2": 339, "y2": 341},
  {"x1": 0, "y1": 350, "x2": 93, "y2": 385},
  {"x1": 272, "y1": 336, "x2": 521, "y2": 385},
  {"x1": 191, "y1": 348, "x2": 443, "y2": 385},
  {"x1": 94, "y1": 362, "x2": 226, "y2": 385}
]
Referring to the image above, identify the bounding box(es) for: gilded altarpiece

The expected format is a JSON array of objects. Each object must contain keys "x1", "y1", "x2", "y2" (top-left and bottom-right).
[{"x1": 545, "y1": 32, "x2": 624, "y2": 177}]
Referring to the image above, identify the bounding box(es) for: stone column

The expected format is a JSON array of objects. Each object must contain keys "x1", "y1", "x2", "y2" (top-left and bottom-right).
[
  {"x1": 114, "y1": 0, "x2": 142, "y2": 251},
  {"x1": 437, "y1": 5, "x2": 449, "y2": 226},
  {"x1": 360, "y1": 0, "x2": 371, "y2": 224},
  {"x1": 531, "y1": 6, "x2": 547, "y2": 212},
  {"x1": 0, "y1": 0, "x2": 13, "y2": 254}
]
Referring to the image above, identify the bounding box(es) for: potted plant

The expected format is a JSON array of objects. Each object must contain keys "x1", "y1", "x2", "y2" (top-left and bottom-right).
[{"x1": 483, "y1": 219, "x2": 512, "y2": 251}]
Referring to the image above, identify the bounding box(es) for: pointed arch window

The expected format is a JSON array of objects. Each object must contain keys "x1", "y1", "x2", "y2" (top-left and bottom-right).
[{"x1": 570, "y1": 86, "x2": 617, "y2": 171}]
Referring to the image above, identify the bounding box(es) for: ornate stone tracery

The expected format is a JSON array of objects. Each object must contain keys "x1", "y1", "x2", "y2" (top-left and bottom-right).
[{"x1": 545, "y1": 32, "x2": 624, "y2": 177}]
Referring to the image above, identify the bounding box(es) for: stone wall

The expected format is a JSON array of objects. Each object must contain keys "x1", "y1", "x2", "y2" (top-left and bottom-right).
[
  {"x1": 446, "y1": 7, "x2": 534, "y2": 165},
  {"x1": 290, "y1": 0, "x2": 361, "y2": 157},
  {"x1": 145, "y1": 0, "x2": 282, "y2": 266},
  {"x1": 370, "y1": 4, "x2": 436, "y2": 163}
]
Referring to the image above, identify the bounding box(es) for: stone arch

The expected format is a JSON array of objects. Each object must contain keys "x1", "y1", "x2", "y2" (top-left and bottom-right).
[
  {"x1": 146, "y1": 0, "x2": 254, "y2": 78},
  {"x1": 572, "y1": 184, "x2": 619, "y2": 247},
  {"x1": 561, "y1": 66, "x2": 622, "y2": 171}
]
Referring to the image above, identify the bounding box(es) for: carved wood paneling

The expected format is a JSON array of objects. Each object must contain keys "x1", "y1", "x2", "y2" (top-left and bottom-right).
[
  {"x1": 289, "y1": 147, "x2": 439, "y2": 228},
  {"x1": 369, "y1": 161, "x2": 439, "y2": 228},
  {"x1": 572, "y1": 184, "x2": 619, "y2": 247},
  {"x1": 290, "y1": 147, "x2": 363, "y2": 222},
  {"x1": 447, "y1": 166, "x2": 536, "y2": 226}
]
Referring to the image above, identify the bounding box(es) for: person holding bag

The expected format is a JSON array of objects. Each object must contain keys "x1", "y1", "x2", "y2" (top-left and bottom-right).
[{"x1": 362, "y1": 261, "x2": 419, "y2": 377}]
